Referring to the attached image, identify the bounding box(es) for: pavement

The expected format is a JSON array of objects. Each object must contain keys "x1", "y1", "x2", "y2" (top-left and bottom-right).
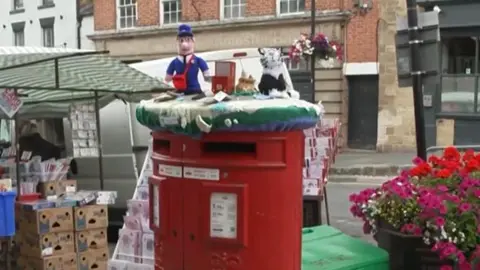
[
  {"x1": 108, "y1": 181, "x2": 380, "y2": 260},
  {"x1": 108, "y1": 151, "x2": 406, "y2": 258},
  {"x1": 329, "y1": 151, "x2": 416, "y2": 183}
]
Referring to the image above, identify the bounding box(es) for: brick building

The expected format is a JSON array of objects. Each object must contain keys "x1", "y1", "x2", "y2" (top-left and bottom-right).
[{"x1": 89, "y1": 0, "x2": 416, "y2": 151}]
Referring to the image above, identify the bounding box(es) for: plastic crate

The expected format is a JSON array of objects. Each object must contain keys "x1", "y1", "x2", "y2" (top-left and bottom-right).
[{"x1": 0, "y1": 191, "x2": 16, "y2": 236}]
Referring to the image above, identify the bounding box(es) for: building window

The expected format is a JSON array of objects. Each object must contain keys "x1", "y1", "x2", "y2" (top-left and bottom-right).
[
  {"x1": 440, "y1": 37, "x2": 480, "y2": 113},
  {"x1": 42, "y1": 0, "x2": 54, "y2": 5},
  {"x1": 13, "y1": 0, "x2": 23, "y2": 10},
  {"x1": 118, "y1": 0, "x2": 137, "y2": 29},
  {"x1": 42, "y1": 26, "x2": 54, "y2": 47},
  {"x1": 222, "y1": 0, "x2": 246, "y2": 19},
  {"x1": 278, "y1": 0, "x2": 305, "y2": 15},
  {"x1": 11, "y1": 22, "x2": 25, "y2": 46},
  {"x1": 13, "y1": 30, "x2": 24, "y2": 46},
  {"x1": 161, "y1": 0, "x2": 181, "y2": 25}
]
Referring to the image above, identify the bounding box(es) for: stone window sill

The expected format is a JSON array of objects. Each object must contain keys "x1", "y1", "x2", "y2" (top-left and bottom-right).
[
  {"x1": 9, "y1": 9, "x2": 25, "y2": 15},
  {"x1": 38, "y1": 3, "x2": 55, "y2": 10}
]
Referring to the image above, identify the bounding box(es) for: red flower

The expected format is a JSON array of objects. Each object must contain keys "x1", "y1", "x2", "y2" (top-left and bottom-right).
[
  {"x1": 428, "y1": 155, "x2": 441, "y2": 166},
  {"x1": 443, "y1": 146, "x2": 460, "y2": 161},
  {"x1": 435, "y1": 168, "x2": 453, "y2": 178}
]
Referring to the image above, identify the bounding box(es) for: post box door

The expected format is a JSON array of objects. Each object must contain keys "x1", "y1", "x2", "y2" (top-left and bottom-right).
[
  {"x1": 157, "y1": 177, "x2": 184, "y2": 270},
  {"x1": 151, "y1": 132, "x2": 186, "y2": 270}
]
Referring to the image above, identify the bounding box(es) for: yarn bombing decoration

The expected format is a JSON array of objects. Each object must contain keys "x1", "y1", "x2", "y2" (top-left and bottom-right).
[{"x1": 257, "y1": 47, "x2": 300, "y2": 99}]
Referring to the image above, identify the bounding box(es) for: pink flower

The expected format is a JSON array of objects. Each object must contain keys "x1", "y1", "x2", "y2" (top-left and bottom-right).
[
  {"x1": 362, "y1": 222, "x2": 372, "y2": 234},
  {"x1": 458, "y1": 261, "x2": 471, "y2": 270},
  {"x1": 437, "y1": 185, "x2": 449, "y2": 192},
  {"x1": 440, "y1": 266, "x2": 453, "y2": 270},
  {"x1": 440, "y1": 245, "x2": 457, "y2": 259},
  {"x1": 400, "y1": 223, "x2": 422, "y2": 235},
  {"x1": 435, "y1": 217, "x2": 445, "y2": 227},
  {"x1": 458, "y1": 202, "x2": 471, "y2": 213},
  {"x1": 473, "y1": 189, "x2": 480, "y2": 198},
  {"x1": 413, "y1": 156, "x2": 424, "y2": 165}
]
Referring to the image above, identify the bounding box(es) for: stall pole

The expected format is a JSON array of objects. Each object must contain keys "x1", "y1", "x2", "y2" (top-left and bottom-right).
[
  {"x1": 94, "y1": 92, "x2": 104, "y2": 190},
  {"x1": 14, "y1": 89, "x2": 20, "y2": 198},
  {"x1": 310, "y1": 0, "x2": 316, "y2": 103}
]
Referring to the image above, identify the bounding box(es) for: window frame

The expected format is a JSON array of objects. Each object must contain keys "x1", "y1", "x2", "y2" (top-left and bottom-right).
[
  {"x1": 116, "y1": 0, "x2": 138, "y2": 30},
  {"x1": 42, "y1": 26, "x2": 54, "y2": 47},
  {"x1": 276, "y1": 0, "x2": 305, "y2": 16},
  {"x1": 13, "y1": 30, "x2": 25, "y2": 46},
  {"x1": 42, "y1": 0, "x2": 54, "y2": 6},
  {"x1": 13, "y1": 0, "x2": 24, "y2": 10},
  {"x1": 220, "y1": 0, "x2": 246, "y2": 20},
  {"x1": 160, "y1": 0, "x2": 182, "y2": 26}
]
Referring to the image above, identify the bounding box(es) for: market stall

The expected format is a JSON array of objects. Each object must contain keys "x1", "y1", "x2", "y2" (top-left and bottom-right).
[{"x1": 0, "y1": 46, "x2": 172, "y2": 269}]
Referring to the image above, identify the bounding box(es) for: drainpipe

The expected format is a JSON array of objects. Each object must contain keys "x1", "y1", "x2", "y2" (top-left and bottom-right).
[{"x1": 76, "y1": 0, "x2": 83, "y2": 49}]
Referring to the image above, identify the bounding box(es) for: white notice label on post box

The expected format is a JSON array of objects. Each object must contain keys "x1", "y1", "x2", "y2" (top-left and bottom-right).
[
  {"x1": 152, "y1": 184, "x2": 160, "y2": 227},
  {"x1": 210, "y1": 193, "x2": 237, "y2": 239},
  {"x1": 184, "y1": 167, "x2": 220, "y2": 181},
  {"x1": 158, "y1": 164, "x2": 182, "y2": 178}
]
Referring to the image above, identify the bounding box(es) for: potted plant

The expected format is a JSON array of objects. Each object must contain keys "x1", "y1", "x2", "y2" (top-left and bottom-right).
[
  {"x1": 288, "y1": 32, "x2": 343, "y2": 68},
  {"x1": 349, "y1": 146, "x2": 480, "y2": 270}
]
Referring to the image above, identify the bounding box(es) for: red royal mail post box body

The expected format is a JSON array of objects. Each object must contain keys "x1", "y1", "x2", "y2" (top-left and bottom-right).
[{"x1": 149, "y1": 130, "x2": 304, "y2": 270}]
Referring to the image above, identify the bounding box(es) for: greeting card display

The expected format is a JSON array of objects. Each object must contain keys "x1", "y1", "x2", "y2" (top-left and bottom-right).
[
  {"x1": 109, "y1": 142, "x2": 154, "y2": 269},
  {"x1": 70, "y1": 104, "x2": 98, "y2": 157}
]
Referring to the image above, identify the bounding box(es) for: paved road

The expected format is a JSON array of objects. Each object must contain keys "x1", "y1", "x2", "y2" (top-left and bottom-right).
[
  {"x1": 325, "y1": 181, "x2": 380, "y2": 244},
  {"x1": 108, "y1": 181, "x2": 381, "y2": 258}
]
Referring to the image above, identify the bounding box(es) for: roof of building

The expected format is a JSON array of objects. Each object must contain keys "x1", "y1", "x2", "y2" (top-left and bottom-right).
[{"x1": 0, "y1": 46, "x2": 170, "y2": 119}]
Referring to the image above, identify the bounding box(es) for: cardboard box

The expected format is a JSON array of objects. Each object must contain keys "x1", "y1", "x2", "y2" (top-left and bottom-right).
[
  {"x1": 78, "y1": 247, "x2": 109, "y2": 270},
  {"x1": 18, "y1": 207, "x2": 74, "y2": 234},
  {"x1": 74, "y1": 205, "x2": 108, "y2": 231},
  {"x1": 17, "y1": 230, "x2": 75, "y2": 258},
  {"x1": 37, "y1": 180, "x2": 77, "y2": 199},
  {"x1": 75, "y1": 228, "x2": 108, "y2": 252},
  {"x1": 17, "y1": 252, "x2": 77, "y2": 270}
]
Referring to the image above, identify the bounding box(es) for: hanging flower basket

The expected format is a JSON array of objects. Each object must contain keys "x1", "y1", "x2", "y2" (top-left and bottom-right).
[{"x1": 288, "y1": 32, "x2": 343, "y2": 68}]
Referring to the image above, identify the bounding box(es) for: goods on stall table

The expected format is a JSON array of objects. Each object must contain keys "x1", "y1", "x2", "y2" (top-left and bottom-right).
[
  {"x1": 108, "y1": 141, "x2": 154, "y2": 270},
  {"x1": 302, "y1": 118, "x2": 341, "y2": 196},
  {"x1": 15, "y1": 192, "x2": 111, "y2": 269},
  {"x1": 70, "y1": 103, "x2": 98, "y2": 157}
]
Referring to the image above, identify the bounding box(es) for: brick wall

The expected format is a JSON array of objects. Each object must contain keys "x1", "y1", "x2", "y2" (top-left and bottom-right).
[
  {"x1": 94, "y1": 0, "x2": 116, "y2": 30},
  {"x1": 345, "y1": 2, "x2": 379, "y2": 62},
  {"x1": 92, "y1": 0, "x2": 377, "y2": 63}
]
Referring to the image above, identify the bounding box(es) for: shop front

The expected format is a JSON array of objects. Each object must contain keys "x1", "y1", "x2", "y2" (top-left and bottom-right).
[{"x1": 417, "y1": 1, "x2": 480, "y2": 146}]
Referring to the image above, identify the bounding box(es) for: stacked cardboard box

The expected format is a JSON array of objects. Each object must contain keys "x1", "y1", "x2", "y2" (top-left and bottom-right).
[
  {"x1": 73, "y1": 204, "x2": 109, "y2": 270},
  {"x1": 15, "y1": 205, "x2": 77, "y2": 269},
  {"x1": 15, "y1": 179, "x2": 110, "y2": 270}
]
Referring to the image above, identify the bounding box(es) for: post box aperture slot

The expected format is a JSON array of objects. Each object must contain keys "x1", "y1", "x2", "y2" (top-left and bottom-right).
[
  {"x1": 154, "y1": 139, "x2": 171, "y2": 155},
  {"x1": 202, "y1": 142, "x2": 256, "y2": 158}
]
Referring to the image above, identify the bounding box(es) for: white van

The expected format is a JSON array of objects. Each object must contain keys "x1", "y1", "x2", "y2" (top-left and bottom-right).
[{"x1": 72, "y1": 48, "x2": 294, "y2": 231}]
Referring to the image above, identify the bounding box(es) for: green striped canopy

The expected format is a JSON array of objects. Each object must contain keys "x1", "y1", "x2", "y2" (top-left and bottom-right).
[{"x1": 0, "y1": 46, "x2": 171, "y2": 119}]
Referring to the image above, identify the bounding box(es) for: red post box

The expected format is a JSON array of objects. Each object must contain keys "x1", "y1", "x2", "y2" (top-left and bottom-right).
[{"x1": 149, "y1": 130, "x2": 304, "y2": 270}]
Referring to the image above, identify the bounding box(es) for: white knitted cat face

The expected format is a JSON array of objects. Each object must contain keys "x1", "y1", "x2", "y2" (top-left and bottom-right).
[{"x1": 258, "y1": 48, "x2": 283, "y2": 70}]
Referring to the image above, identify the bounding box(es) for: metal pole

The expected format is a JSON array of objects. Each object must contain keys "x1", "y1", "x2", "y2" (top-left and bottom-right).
[
  {"x1": 94, "y1": 92, "x2": 104, "y2": 190},
  {"x1": 54, "y1": 59, "x2": 60, "y2": 88},
  {"x1": 13, "y1": 89, "x2": 20, "y2": 197},
  {"x1": 406, "y1": 0, "x2": 427, "y2": 160},
  {"x1": 310, "y1": 0, "x2": 316, "y2": 103}
]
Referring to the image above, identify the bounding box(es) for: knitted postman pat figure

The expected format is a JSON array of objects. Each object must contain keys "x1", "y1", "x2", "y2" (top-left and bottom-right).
[{"x1": 165, "y1": 24, "x2": 211, "y2": 95}]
